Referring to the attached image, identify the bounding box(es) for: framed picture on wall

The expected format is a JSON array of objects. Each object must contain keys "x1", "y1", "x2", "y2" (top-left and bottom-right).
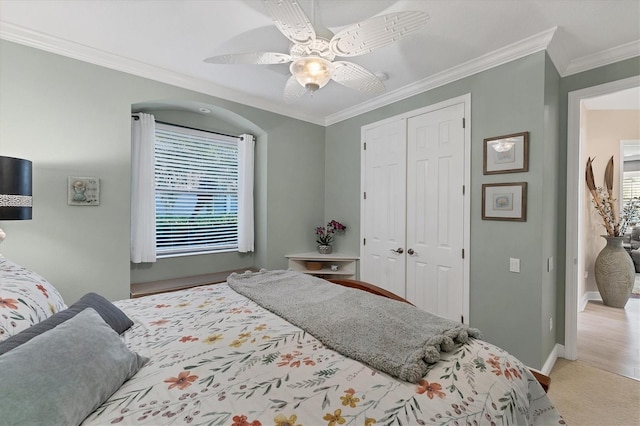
[
  {"x1": 482, "y1": 182, "x2": 527, "y2": 221},
  {"x1": 483, "y1": 132, "x2": 529, "y2": 174},
  {"x1": 68, "y1": 176, "x2": 100, "y2": 206}
]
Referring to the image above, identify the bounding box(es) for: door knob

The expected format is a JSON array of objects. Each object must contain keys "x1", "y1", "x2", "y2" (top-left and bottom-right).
[
  {"x1": 407, "y1": 248, "x2": 416, "y2": 255},
  {"x1": 390, "y1": 248, "x2": 404, "y2": 254}
]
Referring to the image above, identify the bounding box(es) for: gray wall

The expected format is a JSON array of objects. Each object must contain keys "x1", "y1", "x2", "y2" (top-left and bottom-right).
[
  {"x1": 540, "y1": 55, "x2": 561, "y2": 364},
  {"x1": 325, "y1": 52, "x2": 557, "y2": 369},
  {"x1": 0, "y1": 40, "x2": 325, "y2": 303}
]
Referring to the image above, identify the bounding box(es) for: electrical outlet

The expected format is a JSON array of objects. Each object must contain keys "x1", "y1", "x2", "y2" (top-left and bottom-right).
[
  {"x1": 549, "y1": 317, "x2": 553, "y2": 332},
  {"x1": 509, "y1": 258, "x2": 520, "y2": 273},
  {"x1": 548, "y1": 256, "x2": 554, "y2": 272}
]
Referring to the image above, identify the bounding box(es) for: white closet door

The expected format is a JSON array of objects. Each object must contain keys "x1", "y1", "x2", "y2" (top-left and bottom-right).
[
  {"x1": 406, "y1": 103, "x2": 465, "y2": 321},
  {"x1": 361, "y1": 119, "x2": 407, "y2": 298}
]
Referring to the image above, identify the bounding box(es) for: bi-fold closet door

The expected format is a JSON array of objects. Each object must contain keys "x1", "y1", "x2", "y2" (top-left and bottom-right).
[{"x1": 361, "y1": 101, "x2": 467, "y2": 323}]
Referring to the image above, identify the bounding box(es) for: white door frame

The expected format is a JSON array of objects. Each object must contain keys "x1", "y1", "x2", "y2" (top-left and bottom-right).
[
  {"x1": 360, "y1": 93, "x2": 471, "y2": 322},
  {"x1": 564, "y1": 75, "x2": 640, "y2": 360}
]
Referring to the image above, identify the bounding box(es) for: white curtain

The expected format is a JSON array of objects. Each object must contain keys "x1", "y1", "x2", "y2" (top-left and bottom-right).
[
  {"x1": 237, "y1": 134, "x2": 255, "y2": 253},
  {"x1": 130, "y1": 113, "x2": 157, "y2": 263}
]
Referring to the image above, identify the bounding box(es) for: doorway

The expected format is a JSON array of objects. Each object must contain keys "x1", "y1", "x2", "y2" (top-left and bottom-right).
[{"x1": 564, "y1": 75, "x2": 640, "y2": 360}]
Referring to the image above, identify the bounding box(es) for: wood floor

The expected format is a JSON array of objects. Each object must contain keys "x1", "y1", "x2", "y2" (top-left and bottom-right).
[{"x1": 577, "y1": 295, "x2": 640, "y2": 381}]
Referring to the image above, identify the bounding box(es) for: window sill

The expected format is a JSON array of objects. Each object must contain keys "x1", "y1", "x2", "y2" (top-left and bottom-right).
[{"x1": 130, "y1": 267, "x2": 257, "y2": 298}]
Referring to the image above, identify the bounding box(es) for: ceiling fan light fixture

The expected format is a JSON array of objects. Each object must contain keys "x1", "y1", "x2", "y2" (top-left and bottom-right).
[
  {"x1": 205, "y1": 1, "x2": 429, "y2": 102},
  {"x1": 290, "y1": 56, "x2": 334, "y2": 91}
]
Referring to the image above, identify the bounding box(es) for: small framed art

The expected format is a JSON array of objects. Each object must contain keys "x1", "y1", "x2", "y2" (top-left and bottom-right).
[
  {"x1": 482, "y1": 182, "x2": 527, "y2": 221},
  {"x1": 68, "y1": 176, "x2": 100, "y2": 206},
  {"x1": 483, "y1": 132, "x2": 529, "y2": 174}
]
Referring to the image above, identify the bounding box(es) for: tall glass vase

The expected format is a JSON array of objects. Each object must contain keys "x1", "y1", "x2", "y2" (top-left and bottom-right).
[{"x1": 594, "y1": 235, "x2": 634, "y2": 308}]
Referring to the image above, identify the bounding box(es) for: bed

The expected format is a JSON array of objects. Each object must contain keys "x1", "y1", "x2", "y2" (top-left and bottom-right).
[{"x1": 0, "y1": 258, "x2": 564, "y2": 425}]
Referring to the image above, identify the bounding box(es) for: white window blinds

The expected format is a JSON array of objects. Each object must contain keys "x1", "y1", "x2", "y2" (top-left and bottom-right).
[
  {"x1": 155, "y1": 123, "x2": 240, "y2": 256},
  {"x1": 623, "y1": 174, "x2": 640, "y2": 203}
]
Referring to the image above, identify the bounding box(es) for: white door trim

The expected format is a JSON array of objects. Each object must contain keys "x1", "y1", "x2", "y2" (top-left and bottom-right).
[
  {"x1": 564, "y1": 75, "x2": 640, "y2": 360},
  {"x1": 360, "y1": 93, "x2": 471, "y2": 323}
]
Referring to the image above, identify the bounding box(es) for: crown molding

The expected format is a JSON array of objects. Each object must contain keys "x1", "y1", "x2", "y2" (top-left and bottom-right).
[
  {"x1": 545, "y1": 27, "x2": 571, "y2": 76},
  {"x1": 0, "y1": 22, "x2": 326, "y2": 126},
  {"x1": 325, "y1": 27, "x2": 558, "y2": 125},
  {"x1": 562, "y1": 40, "x2": 640, "y2": 77},
  {"x1": 3, "y1": 20, "x2": 637, "y2": 128}
]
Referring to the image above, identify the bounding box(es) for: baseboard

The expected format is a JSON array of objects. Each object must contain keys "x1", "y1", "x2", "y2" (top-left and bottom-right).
[
  {"x1": 580, "y1": 292, "x2": 589, "y2": 311},
  {"x1": 586, "y1": 291, "x2": 602, "y2": 301},
  {"x1": 580, "y1": 291, "x2": 602, "y2": 311},
  {"x1": 535, "y1": 343, "x2": 565, "y2": 376}
]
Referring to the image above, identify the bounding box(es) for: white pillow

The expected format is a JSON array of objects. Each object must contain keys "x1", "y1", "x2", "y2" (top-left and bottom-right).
[{"x1": 0, "y1": 257, "x2": 67, "y2": 341}]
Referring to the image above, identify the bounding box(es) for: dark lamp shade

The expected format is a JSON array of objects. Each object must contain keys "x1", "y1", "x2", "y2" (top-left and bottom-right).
[{"x1": 0, "y1": 156, "x2": 33, "y2": 220}]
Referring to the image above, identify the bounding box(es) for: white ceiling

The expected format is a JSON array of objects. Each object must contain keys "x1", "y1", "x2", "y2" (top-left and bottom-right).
[{"x1": 1, "y1": 0, "x2": 639, "y2": 125}]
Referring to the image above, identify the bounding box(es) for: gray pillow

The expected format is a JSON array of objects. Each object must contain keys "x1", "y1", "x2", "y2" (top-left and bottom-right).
[
  {"x1": 0, "y1": 292, "x2": 134, "y2": 355},
  {"x1": 69, "y1": 292, "x2": 134, "y2": 333},
  {"x1": 0, "y1": 308, "x2": 148, "y2": 426}
]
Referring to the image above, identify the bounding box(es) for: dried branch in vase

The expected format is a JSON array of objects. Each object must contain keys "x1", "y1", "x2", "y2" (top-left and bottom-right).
[{"x1": 586, "y1": 156, "x2": 639, "y2": 237}]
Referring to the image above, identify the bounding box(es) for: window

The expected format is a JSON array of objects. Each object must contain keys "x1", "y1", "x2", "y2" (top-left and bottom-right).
[
  {"x1": 154, "y1": 123, "x2": 240, "y2": 257},
  {"x1": 622, "y1": 172, "x2": 640, "y2": 203},
  {"x1": 623, "y1": 171, "x2": 640, "y2": 224}
]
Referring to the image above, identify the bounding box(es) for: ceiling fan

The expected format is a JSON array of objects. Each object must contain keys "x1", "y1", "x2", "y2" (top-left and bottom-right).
[{"x1": 204, "y1": 0, "x2": 428, "y2": 103}]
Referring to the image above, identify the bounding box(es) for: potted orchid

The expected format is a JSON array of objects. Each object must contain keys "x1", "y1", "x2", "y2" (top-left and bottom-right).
[{"x1": 315, "y1": 220, "x2": 347, "y2": 254}]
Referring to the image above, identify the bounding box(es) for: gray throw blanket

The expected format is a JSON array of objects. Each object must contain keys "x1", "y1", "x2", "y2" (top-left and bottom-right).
[{"x1": 227, "y1": 269, "x2": 481, "y2": 383}]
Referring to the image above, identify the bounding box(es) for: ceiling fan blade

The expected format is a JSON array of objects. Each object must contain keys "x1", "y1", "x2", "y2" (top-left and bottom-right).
[
  {"x1": 329, "y1": 11, "x2": 428, "y2": 57},
  {"x1": 263, "y1": 0, "x2": 316, "y2": 46},
  {"x1": 331, "y1": 61, "x2": 385, "y2": 95},
  {"x1": 283, "y1": 75, "x2": 308, "y2": 104},
  {"x1": 204, "y1": 52, "x2": 292, "y2": 65}
]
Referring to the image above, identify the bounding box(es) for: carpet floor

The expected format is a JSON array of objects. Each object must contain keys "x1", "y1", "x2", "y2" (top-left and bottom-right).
[{"x1": 548, "y1": 358, "x2": 640, "y2": 425}]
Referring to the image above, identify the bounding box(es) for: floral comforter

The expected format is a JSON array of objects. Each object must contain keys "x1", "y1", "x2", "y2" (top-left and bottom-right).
[{"x1": 82, "y1": 283, "x2": 564, "y2": 426}]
